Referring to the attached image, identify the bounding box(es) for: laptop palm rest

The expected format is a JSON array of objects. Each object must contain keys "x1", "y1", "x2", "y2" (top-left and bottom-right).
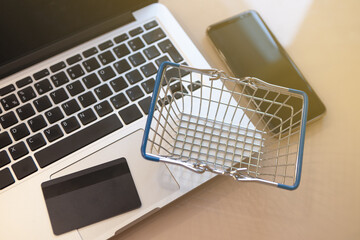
[{"x1": 50, "y1": 129, "x2": 180, "y2": 240}]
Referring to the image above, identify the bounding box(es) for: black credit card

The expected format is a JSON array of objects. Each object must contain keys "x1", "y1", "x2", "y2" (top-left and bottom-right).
[{"x1": 41, "y1": 158, "x2": 141, "y2": 235}]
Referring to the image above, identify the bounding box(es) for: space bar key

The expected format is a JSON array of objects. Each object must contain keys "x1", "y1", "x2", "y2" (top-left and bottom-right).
[{"x1": 34, "y1": 114, "x2": 123, "y2": 168}]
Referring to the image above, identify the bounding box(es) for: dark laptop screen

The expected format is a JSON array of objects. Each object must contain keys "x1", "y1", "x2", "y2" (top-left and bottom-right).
[{"x1": 0, "y1": 0, "x2": 155, "y2": 78}]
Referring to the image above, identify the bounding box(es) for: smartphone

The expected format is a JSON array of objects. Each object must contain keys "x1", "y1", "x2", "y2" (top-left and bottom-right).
[{"x1": 207, "y1": 10, "x2": 326, "y2": 124}]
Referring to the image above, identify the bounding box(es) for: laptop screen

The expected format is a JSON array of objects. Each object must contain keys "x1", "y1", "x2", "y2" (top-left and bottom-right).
[{"x1": 0, "y1": 0, "x2": 155, "y2": 79}]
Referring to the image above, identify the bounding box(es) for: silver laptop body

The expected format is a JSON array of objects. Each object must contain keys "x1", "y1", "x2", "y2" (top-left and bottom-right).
[{"x1": 0, "y1": 2, "x2": 215, "y2": 239}]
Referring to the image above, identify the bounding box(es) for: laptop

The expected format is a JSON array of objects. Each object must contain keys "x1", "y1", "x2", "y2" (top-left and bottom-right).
[{"x1": 0, "y1": 1, "x2": 216, "y2": 239}]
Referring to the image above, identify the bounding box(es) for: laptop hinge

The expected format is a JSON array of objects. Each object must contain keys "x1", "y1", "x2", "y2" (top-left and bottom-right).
[{"x1": 0, "y1": 11, "x2": 135, "y2": 80}]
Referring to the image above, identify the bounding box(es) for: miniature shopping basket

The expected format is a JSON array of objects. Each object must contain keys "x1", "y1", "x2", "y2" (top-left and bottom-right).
[{"x1": 141, "y1": 62, "x2": 308, "y2": 190}]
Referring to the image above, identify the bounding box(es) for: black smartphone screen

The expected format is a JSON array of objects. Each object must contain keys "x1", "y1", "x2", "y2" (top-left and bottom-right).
[{"x1": 207, "y1": 10, "x2": 325, "y2": 122}]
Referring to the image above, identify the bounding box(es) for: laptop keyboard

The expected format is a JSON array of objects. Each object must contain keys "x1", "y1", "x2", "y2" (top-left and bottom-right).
[{"x1": 0, "y1": 20, "x2": 192, "y2": 190}]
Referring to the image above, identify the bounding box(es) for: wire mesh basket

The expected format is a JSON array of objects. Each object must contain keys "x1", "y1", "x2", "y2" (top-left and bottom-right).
[{"x1": 141, "y1": 62, "x2": 308, "y2": 190}]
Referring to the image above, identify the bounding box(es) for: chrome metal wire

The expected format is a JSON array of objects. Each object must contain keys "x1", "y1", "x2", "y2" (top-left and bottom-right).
[{"x1": 145, "y1": 64, "x2": 306, "y2": 186}]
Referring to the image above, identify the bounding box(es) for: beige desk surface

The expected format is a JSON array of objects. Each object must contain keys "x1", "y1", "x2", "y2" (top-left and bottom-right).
[{"x1": 115, "y1": 0, "x2": 360, "y2": 239}]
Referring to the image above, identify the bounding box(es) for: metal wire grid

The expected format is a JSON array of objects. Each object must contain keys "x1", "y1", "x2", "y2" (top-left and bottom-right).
[{"x1": 144, "y1": 63, "x2": 306, "y2": 187}]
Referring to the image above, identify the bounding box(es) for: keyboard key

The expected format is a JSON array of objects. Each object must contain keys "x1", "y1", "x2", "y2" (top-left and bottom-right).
[
  {"x1": 170, "y1": 82, "x2": 188, "y2": 94},
  {"x1": 66, "y1": 54, "x2": 82, "y2": 65},
  {"x1": 10, "y1": 123, "x2": 30, "y2": 141},
  {"x1": 50, "y1": 61, "x2": 66, "y2": 73},
  {"x1": 158, "y1": 39, "x2": 183, "y2": 63},
  {"x1": 141, "y1": 78, "x2": 155, "y2": 93},
  {"x1": 44, "y1": 125, "x2": 64, "y2": 142},
  {"x1": 113, "y1": 44, "x2": 130, "y2": 58},
  {"x1": 144, "y1": 46, "x2": 160, "y2": 60},
  {"x1": 110, "y1": 93, "x2": 129, "y2": 109},
  {"x1": 45, "y1": 107, "x2": 64, "y2": 124},
  {"x1": 34, "y1": 79, "x2": 53, "y2": 95},
  {"x1": 0, "y1": 112, "x2": 18, "y2": 129},
  {"x1": 62, "y1": 99, "x2": 80, "y2": 116},
  {"x1": 119, "y1": 104, "x2": 142, "y2": 125},
  {"x1": 50, "y1": 71, "x2": 70, "y2": 87},
  {"x1": 158, "y1": 95, "x2": 172, "y2": 107},
  {"x1": 27, "y1": 133, "x2": 46, "y2": 151},
  {"x1": 98, "y1": 51, "x2": 115, "y2": 65},
  {"x1": 113, "y1": 59, "x2": 131, "y2": 74},
  {"x1": 98, "y1": 66, "x2": 116, "y2": 81},
  {"x1": 144, "y1": 20, "x2": 158, "y2": 30},
  {"x1": 114, "y1": 33, "x2": 129, "y2": 44},
  {"x1": 99, "y1": 40, "x2": 114, "y2": 50},
  {"x1": 83, "y1": 47, "x2": 98, "y2": 58},
  {"x1": 35, "y1": 114, "x2": 123, "y2": 168},
  {"x1": 125, "y1": 69, "x2": 143, "y2": 84},
  {"x1": 165, "y1": 67, "x2": 189, "y2": 80},
  {"x1": 61, "y1": 116, "x2": 80, "y2": 134},
  {"x1": 0, "y1": 132, "x2": 12, "y2": 149},
  {"x1": 50, "y1": 88, "x2": 69, "y2": 104},
  {"x1": 129, "y1": 52, "x2": 146, "y2": 66},
  {"x1": 94, "y1": 100, "x2": 112, "y2": 117},
  {"x1": 126, "y1": 86, "x2": 144, "y2": 101},
  {"x1": 0, "y1": 84, "x2": 15, "y2": 96},
  {"x1": 140, "y1": 62, "x2": 157, "y2": 77},
  {"x1": 66, "y1": 80, "x2": 85, "y2": 96},
  {"x1": 28, "y1": 115, "x2": 47, "y2": 132},
  {"x1": 110, "y1": 76, "x2": 128, "y2": 92},
  {"x1": 16, "y1": 103, "x2": 35, "y2": 120},
  {"x1": 94, "y1": 84, "x2": 112, "y2": 100},
  {"x1": 67, "y1": 64, "x2": 85, "y2": 80},
  {"x1": 8, "y1": 141, "x2": 28, "y2": 160},
  {"x1": 33, "y1": 69, "x2": 50, "y2": 80},
  {"x1": 128, "y1": 37, "x2": 145, "y2": 51},
  {"x1": 170, "y1": 82, "x2": 188, "y2": 99},
  {"x1": 17, "y1": 86, "x2": 36, "y2": 103},
  {"x1": 139, "y1": 96, "x2": 152, "y2": 114},
  {"x1": 12, "y1": 156, "x2": 38, "y2": 180},
  {"x1": 16, "y1": 76, "x2": 33, "y2": 88},
  {"x1": 158, "y1": 39, "x2": 172, "y2": 53},
  {"x1": 155, "y1": 55, "x2": 170, "y2": 67},
  {"x1": 143, "y1": 28, "x2": 166, "y2": 44},
  {"x1": 83, "y1": 57, "x2": 100, "y2": 72},
  {"x1": 82, "y1": 73, "x2": 101, "y2": 89},
  {"x1": 78, "y1": 91, "x2": 97, "y2": 108},
  {"x1": 78, "y1": 108, "x2": 97, "y2": 125},
  {"x1": 33, "y1": 95, "x2": 52, "y2": 112},
  {"x1": 129, "y1": 27, "x2": 143, "y2": 37},
  {"x1": 1, "y1": 94, "x2": 20, "y2": 110},
  {"x1": 0, "y1": 168, "x2": 15, "y2": 190},
  {"x1": 188, "y1": 81, "x2": 201, "y2": 92},
  {"x1": 0, "y1": 151, "x2": 10, "y2": 168}
]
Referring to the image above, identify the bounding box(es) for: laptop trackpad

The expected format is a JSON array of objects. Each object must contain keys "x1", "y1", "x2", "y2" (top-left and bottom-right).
[{"x1": 49, "y1": 129, "x2": 179, "y2": 239}]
